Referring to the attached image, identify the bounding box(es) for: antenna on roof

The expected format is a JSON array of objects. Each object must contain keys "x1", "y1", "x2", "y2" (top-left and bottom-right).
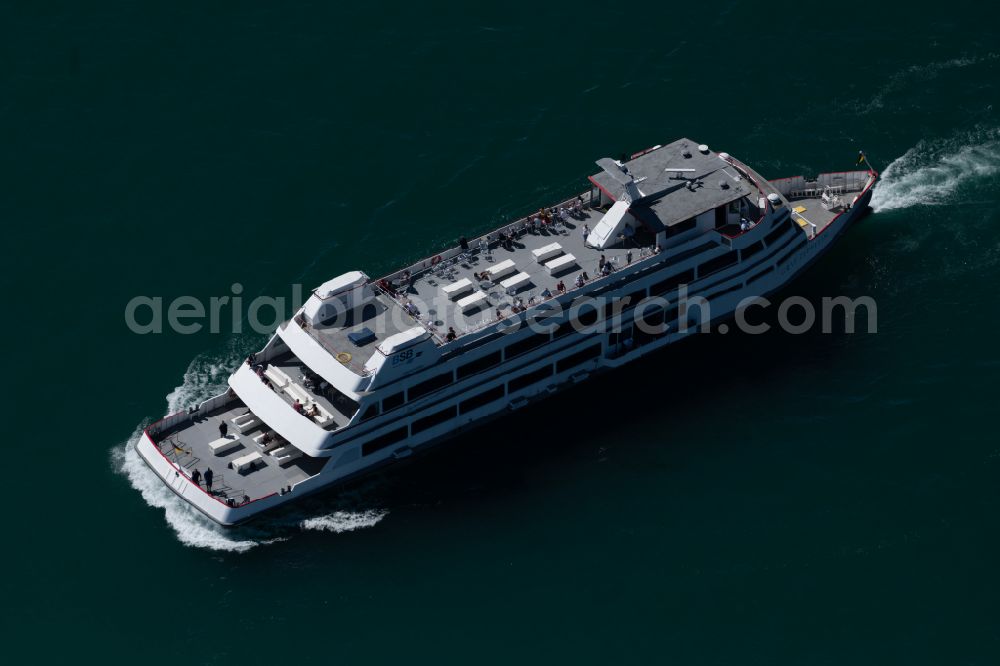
[{"x1": 664, "y1": 167, "x2": 697, "y2": 180}]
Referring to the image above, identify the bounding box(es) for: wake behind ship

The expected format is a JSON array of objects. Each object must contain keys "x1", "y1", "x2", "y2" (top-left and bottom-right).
[{"x1": 136, "y1": 138, "x2": 877, "y2": 525}]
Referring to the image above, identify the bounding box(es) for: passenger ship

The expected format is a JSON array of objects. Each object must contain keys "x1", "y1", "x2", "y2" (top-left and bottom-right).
[{"x1": 136, "y1": 138, "x2": 877, "y2": 525}]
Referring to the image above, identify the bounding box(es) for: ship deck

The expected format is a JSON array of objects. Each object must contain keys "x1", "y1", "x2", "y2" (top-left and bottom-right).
[
  {"x1": 786, "y1": 196, "x2": 852, "y2": 236},
  {"x1": 267, "y1": 351, "x2": 358, "y2": 429},
  {"x1": 302, "y1": 293, "x2": 419, "y2": 374},
  {"x1": 388, "y1": 203, "x2": 658, "y2": 342},
  {"x1": 297, "y1": 169, "x2": 873, "y2": 361},
  {"x1": 295, "y1": 200, "x2": 661, "y2": 359},
  {"x1": 152, "y1": 402, "x2": 326, "y2": 504}
]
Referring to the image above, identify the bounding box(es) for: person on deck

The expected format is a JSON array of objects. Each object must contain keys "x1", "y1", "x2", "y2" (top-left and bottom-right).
[
  {"x1": 191, "y1": 469, "x2": 201, "y2": 486},
  {"x1": 218, "y1": 421, "x2": 228, "y2": 438},
  {"x1": 446, "y1": 327, "x2": 457, "y2": 342},
  {"x1": 293, "y1": 399, "x2": 304, "y2": 414},
  {"x1": 204, "y1": 468, "x2": 214, "y2": 492}
]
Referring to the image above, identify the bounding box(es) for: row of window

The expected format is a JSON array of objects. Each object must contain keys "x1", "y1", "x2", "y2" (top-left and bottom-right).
[
  {"x1": 360, "y1": 343, "x2": 604, "y2": 456},
  {"x1": 369, "y1": 217, "x2": 801, "y2": 420},
  {"x1": 358, "y1": 219, "x2": 808, "y2": 452}
]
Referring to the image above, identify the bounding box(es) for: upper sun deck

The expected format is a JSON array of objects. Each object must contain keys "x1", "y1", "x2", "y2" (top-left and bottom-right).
[
  {"x1": 296, "y1": 290, "x2": 422, "y2": 376},
  {"x1": 376, "y1": 201, "x2": 654, "y2": 343},
  {"x1": 289, "y1": 141, "x2": 788, "y2": 370}
]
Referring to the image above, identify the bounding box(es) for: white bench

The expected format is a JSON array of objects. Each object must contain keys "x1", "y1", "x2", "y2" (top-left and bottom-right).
[
  {"x1": 532, "y1": 242, "x2": 563, "y2": 263},
  {"x1": 309, "y1": 404, "x2": 335, "y2": 427},
  {"x1": 544, "y1": 253, "x2": 577, "y2": 274},
  {"x1": 500, "y1": 271, "x2": 532, "y2": 294},
  {"x1": 284, "y1": 382, "x2": 311, "y2": 405},
  {"x1": 264, "y1": 365, "x2": 290, "y2": 388},
  {"x1": 456, "y1": 290, "x2": 489, "y2": 313},
  {"x1": 253, "y1": 432, "x2": 283, "y2": 453},
  {"x1": 271, "y1": 445, "x2": 303, "y2": 465},
  {"x1": 208, "y1": 436, "x2": 242, "y2": 456},
  {"x1": 487, "y1": 259, "x2": 517, "y2": 280},
  {"x1": 441, "y1": 277, "x2": 473, "y2": 299},
  {"x1": 230, "y1": 451, "x2": 264, "y2": 473},
  {"x1": 231, "y1": 413, "x2": 261, "y2": 434}
]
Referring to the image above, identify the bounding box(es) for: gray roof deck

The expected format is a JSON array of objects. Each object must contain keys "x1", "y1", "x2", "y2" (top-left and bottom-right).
[
  {"x1": 787, "y1": 195, "x2": 853, "y2": 236},
  {"x1": 395, "y1": 205, "x2": 655, "y2": 339},
  {"x1": 154, "y1": 403, "x2": 326, "y2": 503},
  {"x1": 591, "y1": 138, "x2": 750, "y2": 228},
  {"x1": 305, "y1": 142, "x2": 788, "y2": 350},
  {"x1": 302, "y1": 292, "x2": 420, "y2": 374}
]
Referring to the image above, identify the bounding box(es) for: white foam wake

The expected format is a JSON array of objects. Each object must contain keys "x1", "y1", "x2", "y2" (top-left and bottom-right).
[
  {"x1": 111, "y1": 428, "x2": 270, "y2": 552},
  {"x1": 872, "y1": 127, "x2": 1000, "y2": 213},
  {"x1": 164, "y1": 351, "x2": 239, "y2": 413},
  {"x1": 300, "y1": 510, "x2": 388, "y2": 533}
]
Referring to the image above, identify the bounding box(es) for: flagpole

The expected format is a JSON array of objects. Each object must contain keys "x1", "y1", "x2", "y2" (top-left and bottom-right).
[{"x1": 859, "y1": 149, "x2": 877, "y2": 175}]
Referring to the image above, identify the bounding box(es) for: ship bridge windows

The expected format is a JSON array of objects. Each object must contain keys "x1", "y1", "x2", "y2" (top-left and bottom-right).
[
  {"x1": 714, "y1": 206, "x2": 727, "y2": 229},
  {"x1": 741, "y1": 195, "x2": 763, "y2": 223},
  {"x1": 667, "y1": 217, "x2": 697, "y2": 237}
]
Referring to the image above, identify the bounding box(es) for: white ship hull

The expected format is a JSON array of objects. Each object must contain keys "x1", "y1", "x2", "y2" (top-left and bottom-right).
[{"x1": 136, "y1": 140, "x2": 877, "y2": 526}]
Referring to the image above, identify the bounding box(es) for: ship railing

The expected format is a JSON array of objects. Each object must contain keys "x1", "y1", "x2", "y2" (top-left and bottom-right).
[
  {"x1": 149, "y1": 431, "x2": 262, "y2": 506},
  {"x1": 143, "y1": 426, "x2": 279, "y2": 509},
  {"x1": 372, "y1": 192, "x2": 596, "y2": 290},
  {"x1": 772, "y1": 170, "x2": 871, "y2": 200},
  {"x1": 146, "y1": 391, "x2": 241, "y2": 442}
]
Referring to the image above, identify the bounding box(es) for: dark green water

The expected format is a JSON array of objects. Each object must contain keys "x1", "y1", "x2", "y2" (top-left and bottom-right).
[{"x1": 4, "y1": 1, "x2": 1000, "y2": 663}]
